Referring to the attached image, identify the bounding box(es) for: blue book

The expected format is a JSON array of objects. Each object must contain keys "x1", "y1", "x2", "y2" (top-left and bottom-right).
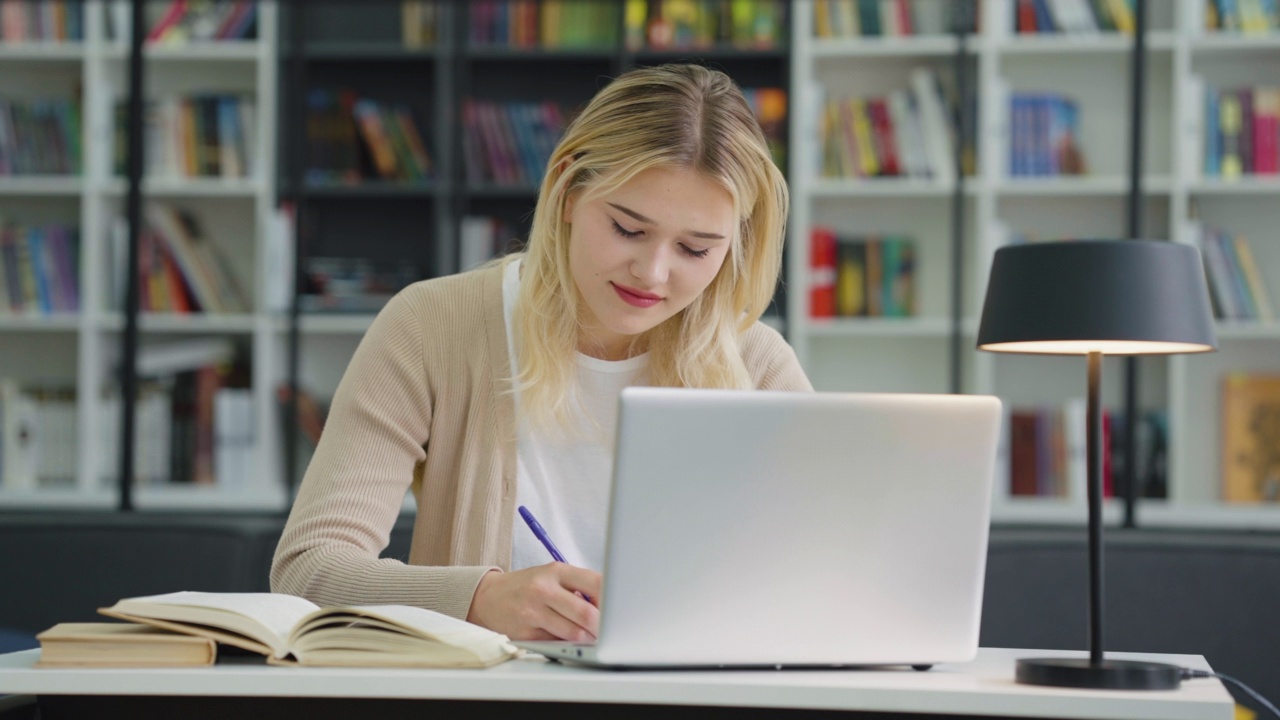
[
  {"x1": 27, "y1": 228, "x2": 51, "y2": 314},
  {"x1": 1204, "y1": 87, "x2": 1220, "y2": 176}
]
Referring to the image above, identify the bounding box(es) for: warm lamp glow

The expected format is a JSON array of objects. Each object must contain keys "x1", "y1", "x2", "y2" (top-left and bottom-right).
[{"x1": 978, "y1": 340, "x2": 1216, "y2": 355}]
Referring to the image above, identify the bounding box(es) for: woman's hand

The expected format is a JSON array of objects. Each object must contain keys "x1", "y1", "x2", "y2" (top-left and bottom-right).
[{"x1": 466, "y1": 563, "x2": 602, "y2": 642}]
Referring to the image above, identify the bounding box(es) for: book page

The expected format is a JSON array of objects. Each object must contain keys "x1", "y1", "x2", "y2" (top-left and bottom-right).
[
  {"x1": 109, "y1": 592, "x2": 319, "y2": 656},
  {"x1": 291, "y1": 605, "x2": 509, "y2": 648}
]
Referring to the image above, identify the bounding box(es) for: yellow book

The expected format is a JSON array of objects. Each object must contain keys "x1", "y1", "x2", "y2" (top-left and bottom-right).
[
  {"x1": 815, "y1": 0, "x2": 832, "y2": 38},
  {"x1": 1221, "y1": 374, "x2": 1280, "y2": 503},
  {"x1": 99, "y1": 591, "x2": 521, "y2": 668},
  {"x1": 1219, "y1": 93, "x2": 1243, "y2": 179},
  {"x1": 1105, "y1": 0, "x2": 1134, "y2": 33},
  {"x1": 624, "y1": 0, "x2": 647, "y2": 49},
  {"x1": 850, "y1": 98, "x2": 879, "y2": 177},
  {"x1": 36, "y1": 623, "x2": 216, "y2": 668},
  {"x1": 542, "y1": 0, "x2": 562, "y2": 47}
]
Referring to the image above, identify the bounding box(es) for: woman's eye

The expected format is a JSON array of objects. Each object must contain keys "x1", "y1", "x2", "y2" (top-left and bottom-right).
[
  {"x1": 611, "y1": 220, "x2": 642, "y2": 239},
  {"x1": 681, "y1": 245, "x2": 710, "y2": 259}
]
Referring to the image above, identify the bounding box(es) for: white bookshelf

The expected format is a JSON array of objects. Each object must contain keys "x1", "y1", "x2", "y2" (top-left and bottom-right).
[
  {"x1": 0, "y1": 1, "x2": 285, "y2": 511},
  {"x1": 788, "y1": 0, "x2": 1280, "y2": 528}
]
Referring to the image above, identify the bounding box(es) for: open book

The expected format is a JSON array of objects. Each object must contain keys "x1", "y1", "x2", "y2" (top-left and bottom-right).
[{"x1": 98, "y1": 591, "x2": 520, "y2": 668}]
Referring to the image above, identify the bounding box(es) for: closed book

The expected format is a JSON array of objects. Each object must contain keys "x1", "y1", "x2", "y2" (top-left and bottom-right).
[
  {"x1": 1221, "y1": 374, "x2": 1280, "y2": 502},
  {"x1": 36, "y1": 622, "x2": 215, "y2": 668},
  {"x1": 99, "y1": 591, "x2": 520, "y2": 668}
]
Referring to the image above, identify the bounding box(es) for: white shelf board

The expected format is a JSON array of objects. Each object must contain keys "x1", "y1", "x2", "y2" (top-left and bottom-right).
[
  {"x1": 0, "y1": 314, "x2": 81, "y2": 332},
  {"x1": 132, "y1": 484, "x2": 287, "y2": 512},
  {"x1": 804, "y1": 316, "x2": 952, "y2": 338},
  {"x1": 990, "y1": 497, "x2": 1125, "y2": 526},
  {"x1": 1137, "y1": 501, "x2": 1280, "y2": 530},
  {"x1": 0, "y1": 42, "x2": 86, "y2": 61},
  {"x1": 0, "y1": 176, "x2": 84, "y2": 196},
  {"x1": 811, "y1": 35, "x2": 960, "y2": 58},
  {"x1": 1214, "y1": 322, "x2": 1280, "y2": 340},
  {"x1": 997, "y1": 31, "x2": 1175, "y2": 54},
  {"x1": 100, "y1": 312, "x2": 259, "y2": 333},
  {"x1": 293, "y1": 314, "x2": 378, "y2": 335},
  {"x1": 810, "y1": 178, "x2": 977, "y2": 198},
  {"x1": 1190, "y1": 33, "x2": 1280, "y2": 53},
  {"x1": 1187, "y1": 177, "x2": 1280, "y2": 196},
  {"x1": 0, "y1": 488, "x2": 115, "y2": 509},
  {"x1": 995, "y1": 175, "x2": 1174, "y2": 196},
  {"x1": 102, "y1": 177, "x2": 264, "y2": 198},
  {"x1": 102, "y1": 41, "x2": 263, "y2": 62}
]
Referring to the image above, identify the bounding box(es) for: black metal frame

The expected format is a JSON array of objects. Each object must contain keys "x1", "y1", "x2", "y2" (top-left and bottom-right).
[{"x1": 1122, "y1": 0, "x2": 1149, "y2": 528}]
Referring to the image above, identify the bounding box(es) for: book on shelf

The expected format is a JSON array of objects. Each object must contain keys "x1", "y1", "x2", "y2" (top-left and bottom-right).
[
  {"x1": 808, "y1": 227, "x2": 916, "y2": 319},
  {"x1": 1221, "y1": 373, "x2": 1280, "y2": 503},
  {"x1": 742, "y1": 87, "x2": 787, "y2": 170},
  {"x1": 470, "y1": 0, "x2": 620, "y2": 49},
  {"x1": 460, "y1": 215, "x2": 522, "y2": 271},
  {"x1": 627, "y1": 0, "x2": 785, "y2": 50},
  {"x1": 1188, "y1": 219, "x2": 1276, "y2": 322},
  {"x1": 275, "y1": 384, "x2": 327, "y2": 448},
  {"x1": 0, "y1": 221, "x2": 79, "y2": 316},
  {"x1": 109, "y1": 0, "x2": 258, "y2": 44},
  {"x1": 0, "y1": 96, "x2": 81, "y2": 176},
  {"x1": 98, "y1": 591, "x2": 521, "y2": 668},
  {"x1": 0, "y1": 0, "x2": 84, "y2": 42},
  {"x1": 1200, "y1": 83, "x2": 1279, "y2": 179},
  {"x1": 1009, "y1": 93, "x2": 1086, "y2": 177},
  {"x1": 1203, "y1": 0, "x2": 1280, "y2": 34},
  {"x1": 36, "y1": 623, "x2": 217, "y2": 668},
  {"x1": 113, "y1": 94, "x2": 256, "y2": 180},
  {"x1": 819, "y1": 68, "x2": 958, "y2": 182}
]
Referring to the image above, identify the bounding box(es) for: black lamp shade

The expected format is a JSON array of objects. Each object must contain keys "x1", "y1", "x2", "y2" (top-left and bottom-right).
[{"x1": 977, "y1": 240, "x2": 1217, "y2": 355}]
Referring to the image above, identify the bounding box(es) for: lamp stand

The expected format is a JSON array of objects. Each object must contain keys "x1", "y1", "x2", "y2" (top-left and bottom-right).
[{"x1": 1014, "y1": 352, "x2": 1183, "y2": 690}]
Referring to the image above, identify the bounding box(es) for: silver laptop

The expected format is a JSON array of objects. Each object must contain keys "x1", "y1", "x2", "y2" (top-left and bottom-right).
[{"x1": 515, "y1": 387, "x2": 1002, "y2": 669}]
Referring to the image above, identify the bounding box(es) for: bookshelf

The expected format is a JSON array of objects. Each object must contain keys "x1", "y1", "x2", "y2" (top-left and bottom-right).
[{"x1": 789, "y1": 0, "x2": 1280, "y2": 528}]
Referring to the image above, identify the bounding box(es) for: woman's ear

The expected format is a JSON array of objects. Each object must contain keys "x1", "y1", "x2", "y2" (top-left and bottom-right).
[{"x1": 563, "y1": 187, "x2": 579, "y2": 225}]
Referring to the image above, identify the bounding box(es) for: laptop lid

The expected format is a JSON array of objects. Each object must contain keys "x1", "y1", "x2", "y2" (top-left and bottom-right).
[{"x1": 588, "y1": 388, "x2": 1002, "y2": 668}]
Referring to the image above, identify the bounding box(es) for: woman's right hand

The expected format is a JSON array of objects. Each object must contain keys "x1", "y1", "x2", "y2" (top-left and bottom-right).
[{"x1": 466, "y1": 563, "x2": 602, "y2": 642}]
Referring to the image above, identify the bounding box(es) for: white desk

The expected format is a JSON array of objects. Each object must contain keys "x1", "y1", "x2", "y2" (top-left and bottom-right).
[{"x1": 0, "y1": 647, "x2": 1234, "y2": 720}]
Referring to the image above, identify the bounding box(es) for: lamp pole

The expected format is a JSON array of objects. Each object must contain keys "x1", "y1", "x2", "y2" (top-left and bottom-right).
[
  {"x1": 1122, "y1": 0, "x2": 1149, "y2": 528},
  {"x1": 1087, "y1": 351, "x2": 1104, "y2": 665}
]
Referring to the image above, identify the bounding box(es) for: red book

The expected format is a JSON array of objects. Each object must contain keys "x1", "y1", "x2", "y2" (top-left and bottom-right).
[
  {"x1": 809, "y1": 227, "x2": 836, "y2": 318},
  {"x1": 1016, "y1": 0, "x2": 1037, "y2": 33},
  {"x1": 146, "y1": 1, "x2": 188, "y2": 42},
  {"x1": 867, "y1": 99, "x2": 901, "y2": 177},
  {"x1": 895, "y1": 0, "x2": 914, "y2": 35}
]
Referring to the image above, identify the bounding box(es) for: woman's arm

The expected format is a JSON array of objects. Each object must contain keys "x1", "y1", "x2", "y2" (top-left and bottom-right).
[{"x1": 270, "y1": 289, "x2": 497, "y2": 619}]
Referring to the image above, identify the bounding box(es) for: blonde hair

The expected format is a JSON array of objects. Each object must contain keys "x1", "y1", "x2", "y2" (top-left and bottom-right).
[{"x1": 512, "y1": 63, "x2": 789, "y2": 430}]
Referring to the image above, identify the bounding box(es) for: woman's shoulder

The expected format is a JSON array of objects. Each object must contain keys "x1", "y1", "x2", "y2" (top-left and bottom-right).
[
  {"x1": 738, "y1": 319, "x2": 812, "y2": 392},
  {"x1": 739, "y1": 319, "x2": 789, "y2": 359},
  {"x1": 388, "y1": 261, "x2": 505, "y2": 330}
]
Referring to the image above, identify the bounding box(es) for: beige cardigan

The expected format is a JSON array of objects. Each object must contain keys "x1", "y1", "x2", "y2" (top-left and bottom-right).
[{"x1": 271, "y1": 261, "x2": 813, "y2": 619}]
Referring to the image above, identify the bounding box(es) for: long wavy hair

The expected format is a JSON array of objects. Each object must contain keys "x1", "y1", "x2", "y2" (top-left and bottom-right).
[{"x1": 511, "y1": 63, "x2": 788, "y2": 431}]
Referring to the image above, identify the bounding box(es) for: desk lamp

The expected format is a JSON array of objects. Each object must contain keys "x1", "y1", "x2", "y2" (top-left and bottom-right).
[{"x1": 977, "y1": 240, "x2": 1216, "y2": 690}]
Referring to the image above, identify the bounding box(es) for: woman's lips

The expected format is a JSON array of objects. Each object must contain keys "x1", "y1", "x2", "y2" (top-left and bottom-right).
[{"x1": 612, "y1": 283, "x2": 662, "y2": 308}]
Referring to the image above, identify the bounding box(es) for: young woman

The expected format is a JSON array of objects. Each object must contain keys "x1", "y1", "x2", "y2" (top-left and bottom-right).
[{"x1": 271, "y1": 63, "x2": 812, "y2": 645}]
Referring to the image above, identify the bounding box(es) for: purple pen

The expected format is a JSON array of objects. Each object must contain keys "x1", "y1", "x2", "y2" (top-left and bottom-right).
[{"x1": 518, "y1": 505, "x2": 593, "y2": 604}]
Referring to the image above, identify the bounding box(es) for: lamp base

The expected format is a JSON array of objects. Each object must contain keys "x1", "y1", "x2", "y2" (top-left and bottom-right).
[{"x1": 1016, "y1": 658, "x2": 1183, "y2": 690}]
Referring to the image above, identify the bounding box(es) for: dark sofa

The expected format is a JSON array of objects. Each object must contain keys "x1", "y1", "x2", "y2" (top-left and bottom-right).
[{"x1": 0, "y1": 513, "x2": 1275, "y2": 712}]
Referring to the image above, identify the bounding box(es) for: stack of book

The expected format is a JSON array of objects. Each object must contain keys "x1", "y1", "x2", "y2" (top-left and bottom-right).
[
  {"x1": 813, "y1": 0, "x2": 955, "y2": 38},
  {"x1": 0, "y1": 0, "x2": 84, "y2": 41},
  {"x1": 109, "y1": 0, "x2": 257, "y2": 44},
  {"x1": 0, "y1": 380, "x2": 76, "y2": 492},
  {"x1": 0, "y1": 221, "x2": 80, "y2": 316},
  {"x1": 113, "y1": 94, "x2": 256, "y2": 180},
  {"x1": 1012, "y1": 0, "x2": 1138, "y2": 34},
  {"x1": 469, "y1": 0, "x2": 620, "y2": 49},
  {"x1": 1201, "y1": 85, "x2": 1279, "y2": 179},
  {"x1": 625, "y1": 0, "x2": 785, "y2": 50},
  {"x1": 305, "y1": 89, "x2": 432, "y2": 186},
  {"x1": 1009, "y1": 93, "x2": 1086, "y2": 177},
  {"x1": 98, "y1": 338, "x2": 253, "y2": 489},
  {"x1": 1221, "y1": 373, "x2": 1280, "y2": 503},
  {"x1": 110, "y1": 204, "x2": 247, "y2": 314},
  {"x1": 808, "y1": 227, "x2": 917, "y2": 319},
  {"x1": 459, "y1": 216, "x2": 522, "y2": 272},
  {"x1": 461, "y1": 99, "x2": 567, "y2": 187},
  {"x1": 1189, "y1": 220, "x2": 1275, "y2": 322},
  {"x1": 819, "y1": 68, "x2": 957, "y2": 182},
  {"x1": 0, "y1": 97, "x2": 81, "y2": 176},
  {"x1": 1204, "y1": 0, "x2": 1280, "y2": 34}
]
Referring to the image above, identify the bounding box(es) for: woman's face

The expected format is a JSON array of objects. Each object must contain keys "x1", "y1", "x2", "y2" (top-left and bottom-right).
[{"x1": 565, "y1": 165, "x2": 735, "y2": 360}]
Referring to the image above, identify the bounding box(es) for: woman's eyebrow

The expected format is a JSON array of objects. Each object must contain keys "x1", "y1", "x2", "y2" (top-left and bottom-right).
[{"x1": 606, "y1": 202, "x2": 726, "y2": 240}]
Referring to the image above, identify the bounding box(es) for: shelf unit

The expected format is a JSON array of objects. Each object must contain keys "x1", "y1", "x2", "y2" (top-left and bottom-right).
[
  {"x1": 787, "y1": 0, "x2": 1280, "y2": 528},
  {"x1": 0, "y1": 0, "x2": 281, "y2": 511}
]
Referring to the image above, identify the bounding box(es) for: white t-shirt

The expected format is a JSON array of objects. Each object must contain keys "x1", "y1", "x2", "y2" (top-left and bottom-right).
[{"x1": 503, "y1": 259, "x2": 647, "y2": 572}]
